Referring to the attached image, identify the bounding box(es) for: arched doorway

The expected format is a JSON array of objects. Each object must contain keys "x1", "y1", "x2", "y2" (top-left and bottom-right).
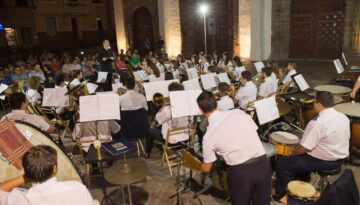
[{"x1": 132, "y1": 7, "x2": 154, "y2": 55}]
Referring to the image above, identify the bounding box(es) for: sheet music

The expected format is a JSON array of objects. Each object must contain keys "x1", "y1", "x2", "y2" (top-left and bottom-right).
[
  {"x1": 42, "y1": 88, "x2": 68, "y2": 107},
  {"x1": 143, "y1": 79, "x2": 179, "y2": 101},
  {"x1": 234, "y1": 66, "x2": 246, "y2": 77},
  {"x1": 86, "y1": 83, "x2": 98, "y2": 94},
  {"x1": 342, "y1": 52, "x2": 348, "y2": 66},
  {"x1": 80, "y1": 95, "x2": 99, "y2": 122},
  {"x1": 137, "y1": 70, "x2": 149, "y2": 81},
  {"x1": 200, "y1": 73, "x2": 217, "y2": 90},
  {"x1": 293, "y1": 74, "x2": 310, "y2": 92},
  {"x1": 97, "y1": 72, "x2": 108, "y2": 83},
  {"x1": 133, "y1": 72, "x2": 142, "y2": 82},
  {"x1": 187, "y1": 68, "x2": 199, "y2": 79},
  {"x1": 79, "y1": 94, "x2": 120, "y2": 122},
  {"x1": 183, "y1": 79, "x2": 202, "y2": 90},
  {"x1": 98, "y1": 93, "x2": 120, "y2": 121},
  {"x1": 333, "y1": 59, "x2": 344, "y2": 74},
  {"x1": 0, "y1": 84, "x2": 8, "y2": 94},
  {"x1": 0, "y1": 95, "x2": 5, "y2": 100},
  {"x1": 170, "y1": 90, "x2": 202, "y2": 118},
  {"x1": 254, "y1": 61, "x2": 265, "y2": 73},
  {"x1": 217, "y1": 73, "x2": 231, "y2": 85},
  {"x1": 254, "y1": 96, "x2": 280, "y2": 125},
  {"x1": 112, "y1": 83, "x2": 124, "y2": 93}
]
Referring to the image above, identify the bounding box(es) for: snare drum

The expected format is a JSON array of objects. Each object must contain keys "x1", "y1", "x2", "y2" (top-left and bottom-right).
[
  {"x1": 270, "y1": 131, "x2": 300, "y2": 156},
  {"x1": 287, "y1": 180, "x2": 317, "y2": 205},
  {"x1": 0, "y1": 121, "x2": 82, "y2": 183}
]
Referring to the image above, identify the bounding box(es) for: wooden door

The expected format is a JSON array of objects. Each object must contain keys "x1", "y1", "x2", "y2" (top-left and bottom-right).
[
  {"x1": 132, "y1": 7, "x2": 154, "y2": 54},
  {"x1": 289, "y1": 0, "x2": 345, "y2": 59}
]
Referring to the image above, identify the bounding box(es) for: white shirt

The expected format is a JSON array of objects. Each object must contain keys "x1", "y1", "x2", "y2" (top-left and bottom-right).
[
  {"x1": 283, "y1": 69, "x2": 297, "y2": 87},
  {"x1": 69, "y1": 78, "x2": 81, "y2": 88},
  {"x1": 358, "y1": 76, "x2": 360, "y2": 81},
  {"x1": 203, "y1": 110, "x2": 265, "y2": 165},
  {"x1": 26, "y1": 89, "x2": 42, "y2": 104},
  {"x1": 200, "y1": 62, "x2": 210, "y2": 73},
  {"x1": 258, "y1": 77, "x2": 278, "y2": 98},
  {"x1": 300, "y1": 108, "x2": 350, "y2": 161},
  {"x1": 156, "y1": 106, "x2": 189, "y2": 144},
  {"x1": 270, "y1": 72, "x2": 277, "y2": 81},
  {"x1": 156, "y1": 62, "x2": 165, "y2": 73},
  {"x1": 0, "y1": 177, "x2": 95, "y2": 205},
  {"x1": 149, "y1": 73, "x2": 165, "y2": 82},
  {"x1": 28, "y1": 71, "x2": 46, "y2": 83},
  {"x1": 119, "y1": 90, "x2": 148, "y2": 111},
  {"x1": 217, "y1": 96, "x2": 234, "y2": 111},
  {"x1": 233, "y1": 66, "x2": 246, "y2": 81},
  {"x1": 235, "y1": 81, "x2": 258, "y2": 109},
  {"x1": 1, "y1": 110, "x2": 50, "y2": 132}
]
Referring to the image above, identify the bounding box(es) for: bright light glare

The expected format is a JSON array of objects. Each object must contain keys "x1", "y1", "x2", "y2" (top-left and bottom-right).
[{"x1": 199, "y1": 4, "x2": 208, "y2": 14}]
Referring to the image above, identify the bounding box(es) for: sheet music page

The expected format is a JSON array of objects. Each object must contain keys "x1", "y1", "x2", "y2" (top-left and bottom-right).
[
  {"x1": 254, "y1": 96, "x2": 280, "y2": 125},
  {"x1": 42, "y1": 89, "x2": 55, "y2": 107},
  {"x1": 86, "y1": 83, "x2": 98, "y2": 94},
  {"x1": 217, "y1": 73, "x2": 231, "y2": 85},
  {"x1": 342, "y1": 52, "x2": 348, "y2": 66},
  {"x1": 183, "y1": 79, "x2": 202, "y2": 90},
  {"x1": 294, "y1": 74, "x2": 310, "y2": 92},
  {"x1": 138, "y1": 70, "x2": 149, "y2": 81},
  {"x1": 0, "y1": 84, "x2": 8, "y2": 94},
  {"x1": 333, "y1": 59, "x2": 344, "y2": 74},
  {"x1": 143, "y1": 79, "x2": 179, "y2": 101},
  {"x1": 97, "y1": 72, "x2": 108, "y2": 83},
  {"x1": 187, "y1": 68, "x2": 199, "y2": 79},
  {"x1": 254, "y1": 61, "x2": 265, "y2": 73},
  {"x1": 235, "y1": 66, "x2": 246, "y2": 76},
  {"x1": 98, "y1": 93, "x2": 120, "y2": 120},
  {"x1": 200, "y1": 73, "x2": 217, "y2": 90},
  {"x1": 133, "y1": 72, "x2": 142, "y2": 82},
  {"x1": 42, "y1": 88, "x2": 68, "y2": 107},
  {"x1": 169, "y1": 90, "x2": 202, "y2": 118},
  {"x1": 0, "y1": 95, "x2": 5, "y2": 100},
  {"x1": 112, "y1": 83, "x2": 124, "y2": 93},
  {"x1": 80, "y1": 95, "x2": 99, "y2": 122}
]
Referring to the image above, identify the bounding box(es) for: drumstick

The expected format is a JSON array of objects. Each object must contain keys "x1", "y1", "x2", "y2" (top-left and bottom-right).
[{"x1": 289, "y1": 122, "x2": 305, "y2": 133}]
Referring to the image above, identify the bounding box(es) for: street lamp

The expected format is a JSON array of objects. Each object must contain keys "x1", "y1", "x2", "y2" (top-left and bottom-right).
[{"x1": 199, "y1": 4, "x2": 208, "y2": 55}]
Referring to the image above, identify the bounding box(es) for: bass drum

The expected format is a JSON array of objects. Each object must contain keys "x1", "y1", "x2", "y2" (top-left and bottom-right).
[
  {"x1": 352, "y1": 119, "x2": 360, "y2": 148},
  {"x1": 0, "y1": 121, "x2": 82, "y2": 183}
]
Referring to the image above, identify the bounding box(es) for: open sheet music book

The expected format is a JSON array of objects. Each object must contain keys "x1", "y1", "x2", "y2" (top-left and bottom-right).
[
  {"x1": 217, "y1": 73, "x2": 231, "y2": 85},
  {"x1": 97, "y1": 72, "x2": 108, "y2": 83},
  {"x1": 143, "y1": 79, "x2": 179, "y2": 101},
  {"x1": 0, "y1": 84, "x2": 8, "y2": 94},
  {"x1": 333, "y1": 59, "x2": 345, "y2": 74},
  {"x1": 183, "y1": 79, "x2": 202, "y2": 90},
  {"x1": 79, "y1": 93, "x2": 120, "y2": 122},
  {"x1": 86, "y1": 83, "x2": 98, "y2": 94},
  {"x1": 254, "y1": 61, "x2": 265, "y2": 73},
  {"x1": 112, "y1": 83, "x2": 124, "y2": 93},
  {"x1": 187, "y1": 68, "x2": 199, "y2": 79},
  {"x1": 292, "y1": 73, "x2": 310, "y2": 92},
  {"x1": 42, "y1": 88, "x2": 69, "y2": 107},
  {"x1": 169, "y1": 90, "x2": 202, "y2": 118},
  {"x1": 133, "y1": 70, "x2": 149, "y2": 82},
  {"x1": 200, "y1": 73, "x2": 217, "y2": 90},
  {"x1": 254, "y1": 96, "x2": 280, "y2": 125}
]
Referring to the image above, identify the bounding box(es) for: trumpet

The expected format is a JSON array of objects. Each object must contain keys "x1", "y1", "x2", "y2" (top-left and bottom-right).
[{"x1": 152, "y1": 92, "x2": 170, "y2": 106}]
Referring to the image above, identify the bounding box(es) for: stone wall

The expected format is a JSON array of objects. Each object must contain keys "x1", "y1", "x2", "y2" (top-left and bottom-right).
[{"x1": 343, "y1": 0, "x2": 360, "y2": 62}]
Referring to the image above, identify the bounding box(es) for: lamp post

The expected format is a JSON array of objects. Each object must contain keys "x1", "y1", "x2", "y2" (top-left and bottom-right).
[{"x1": 199, "y1": 4, "x2": 208, "y2": 55}]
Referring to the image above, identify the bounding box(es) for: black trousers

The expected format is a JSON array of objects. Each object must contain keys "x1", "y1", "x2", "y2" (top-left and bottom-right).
[
  {"x1": 275, "y1": 154, "x2": 344, "y2": 197},
  {"x1": 145, "y1": 128, "x2": 164, "y2": 155},
  {"x1": 227, "y1": 155, "x2": 271, "y2": 205}
]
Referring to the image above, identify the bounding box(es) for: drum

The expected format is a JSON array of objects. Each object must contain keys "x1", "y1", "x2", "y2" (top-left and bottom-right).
[
  {"x1": 314, "y1": 85, "x2": 352, "y2": 95},
  {"x1": 270, "y1": 131, "x2": 300, "y2": 156},
  {"x1": 352, "y1": 120, "x2": 360, "y2": 148},
  {"x1": 0, "y1": 121, "x2": 82, "y2": 183},
  {"x1": 287, "y1": 181, "x2": 317, "y2": 205}
]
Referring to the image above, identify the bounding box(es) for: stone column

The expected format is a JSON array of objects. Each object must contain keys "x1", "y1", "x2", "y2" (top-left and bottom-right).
[
  {"x1": 113, "y1": 0, "x2": 127, "y2": 53},
  {"x1": 157, "y1": 0, "x2": 182, "y2": 58},
  {"x1": 343, "y1": 0, "x2": 360, "y2": 62}
]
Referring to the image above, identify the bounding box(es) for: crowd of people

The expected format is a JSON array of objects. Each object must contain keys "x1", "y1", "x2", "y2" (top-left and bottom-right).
[{"x1": 0, "y1": 38, "x2": 359, "y2": 205}]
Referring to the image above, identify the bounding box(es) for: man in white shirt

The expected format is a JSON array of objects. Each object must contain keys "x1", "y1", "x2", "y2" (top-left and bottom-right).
[
  {"x1": 199, "y1": 55, "x2": 210, "y2": 74},
  {"x1": 1, "y1": 92, "x2": 55, "y2": 133},
  {"x1": 258, "y1": 67, "x2": 278, "y2": 98},
  {"x1": 151, "y1": 57, "x2": 165, "y2": 73},
  {"x1": 235, "y1": 71, "x2": 258, "y2": 109},
  {"x1": 282, "y1": 61, "x2": 297, "y2": 87},
  {"x1": 0, "y1": 145, "x2": 96, "y2": 205},
  {"x1": 216, "y1": 82, "x2": 235, "y2": 111},
  {"x1": 119, "y1": 78, "x2": 148, "y2": 111},
  {"x1": 350, "y1": 75, "x2": 360, "y2": 99},
  {"x1": 275, "y1": 91, "x2": 349, "y2": 198},
  {"x1": 69, "y1": 70, "x2": 83, "y2": 88},
  {"x1": 197, "y1": 91, "x2": 271, "y2": 205},
  {"x1": 145, "y1": 82, "x2": 189, "y2": 157}
]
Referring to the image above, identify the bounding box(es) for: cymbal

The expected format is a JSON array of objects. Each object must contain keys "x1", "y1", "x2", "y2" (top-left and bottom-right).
[
  {"x1": 277, "y1": 101, "x2": 292, "y2": 116},
  {"x1": 104, "y1": 160, "x2": 148, "y2": 185}
]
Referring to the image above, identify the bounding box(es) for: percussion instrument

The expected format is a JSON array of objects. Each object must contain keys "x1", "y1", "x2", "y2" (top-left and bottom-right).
[
  {"x1": 314, "y1": 85, "x2": 351, "y2": 95},
  {"x1": 277, "y1": 101, "x2": 292, "y2": 116},
  {"x1": 0, "y1": 121, "x2": 82, "y2": 183},
  {"x1": 352, "y1": 120, "x2": 360, "y2": 148},
  {"x1": 269, "y1": 131, "x2": 300, "y2": 156},
  {"x1": 262, "y1": 142, "x2": 277, "y2": 157},
  {"x1": 287, "y1": 181, "x2": 317, "y2": 204},
  {"x1": 104, "y1": 160, "x2": 148, "y2": 185}
]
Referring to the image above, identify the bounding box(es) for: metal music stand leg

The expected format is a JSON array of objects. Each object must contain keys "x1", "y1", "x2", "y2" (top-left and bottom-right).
[
  {"x1": 100, "y1": 162, "x2": 116, "y2": 205},
  {"x1": 127, "y1": 184, "x2": 133, "y2": 205}
]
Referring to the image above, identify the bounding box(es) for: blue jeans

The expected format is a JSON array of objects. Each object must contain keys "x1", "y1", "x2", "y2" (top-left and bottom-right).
[{"x1": 275, "y1": 154, "x2": 344, "y2": 196}]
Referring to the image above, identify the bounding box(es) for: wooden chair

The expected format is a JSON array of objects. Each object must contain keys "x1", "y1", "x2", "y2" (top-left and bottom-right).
[{"x1": 161, "y1": 125, "x2": 196, "y2": 176}]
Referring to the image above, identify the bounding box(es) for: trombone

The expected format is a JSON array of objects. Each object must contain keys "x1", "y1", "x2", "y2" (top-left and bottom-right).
[{"x1": 152, "y1": 92, "x2": 170, "y2": 107}]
